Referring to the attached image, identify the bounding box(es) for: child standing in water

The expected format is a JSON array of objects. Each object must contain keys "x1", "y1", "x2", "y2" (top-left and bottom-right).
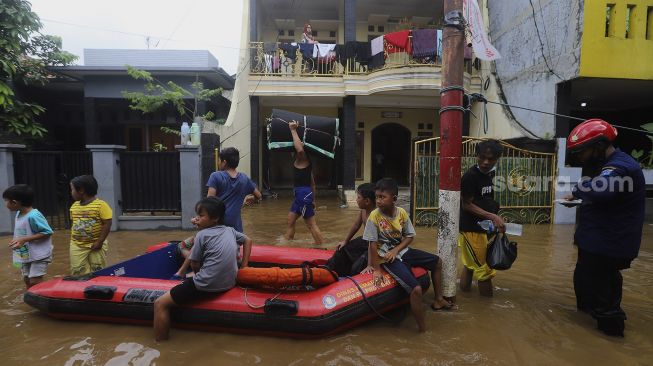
[
  {"x1": 284, "y1": 120, "x2": 324, "y2": 245},
  {"x1": 3, "y1": 184, "x2": 54, "y2": 289},
  {"x1": 69, "y1": 175, "x2": 113, "y2": 276}
]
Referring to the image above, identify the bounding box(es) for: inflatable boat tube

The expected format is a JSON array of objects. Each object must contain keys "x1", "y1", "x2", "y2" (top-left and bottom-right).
[
  {"x1": 237, "y1": 265, "x2": 338, "y2": 289},
  {"x1": 267, "y1": 108, "x2": 340, "y2": 159},
  {"x1": 24, "y1": 243, "x2": 429, "y2": 338}
]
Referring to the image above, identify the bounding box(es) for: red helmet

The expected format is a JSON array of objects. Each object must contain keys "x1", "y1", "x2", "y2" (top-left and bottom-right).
[{"x1": 567, "y1": 119, "x2": 617, "y2": 151}]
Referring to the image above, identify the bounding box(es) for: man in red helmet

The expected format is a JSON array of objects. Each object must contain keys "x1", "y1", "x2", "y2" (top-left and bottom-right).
[{"x1": 564, "y1": 119, "x2": 645, "y2": 337}]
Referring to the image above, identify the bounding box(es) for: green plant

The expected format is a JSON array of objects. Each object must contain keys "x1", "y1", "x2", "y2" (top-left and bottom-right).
[
  {"x1": 151, "y1": 143, "x2": 167, "y2": 152},
  {"x1": 0, "y1": 0, "x2": 77, "y2": 139},
  {"x1": 630, "y1": 123, "x2": 653, "y2": 169},
  {"x1": 122, "y1": 66, "x2": 222, "y2": 122},
  {"x1": 160, "y1": 126, "x2": 180, "y2": 136}
]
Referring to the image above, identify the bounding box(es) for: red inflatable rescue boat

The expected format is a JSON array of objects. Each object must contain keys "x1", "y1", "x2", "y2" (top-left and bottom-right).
[{"x1": 24, "y1": 242, "x2": 429, "y2": 338}]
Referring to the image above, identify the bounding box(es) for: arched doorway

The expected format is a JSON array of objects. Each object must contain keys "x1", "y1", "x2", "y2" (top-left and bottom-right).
[{"x1": 371, "y1": 123, "x2": 411, "y2": 186}]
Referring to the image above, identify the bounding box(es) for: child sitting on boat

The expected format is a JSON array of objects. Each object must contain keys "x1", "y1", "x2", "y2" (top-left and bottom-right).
[
  {"x1": 363, "y1": 178, "x2": 452, "y2": 332},
  {"x1": 154, "y1": 197, "x2": 252, "y2": 341},
  {"x1": 326, "y1": 183, "x2": 376, "y2": 276}
]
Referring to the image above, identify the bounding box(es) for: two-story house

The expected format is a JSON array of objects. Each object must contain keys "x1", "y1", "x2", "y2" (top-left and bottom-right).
[{"x1": 222, "y1": 0, "x2": 484, "y2": 199}]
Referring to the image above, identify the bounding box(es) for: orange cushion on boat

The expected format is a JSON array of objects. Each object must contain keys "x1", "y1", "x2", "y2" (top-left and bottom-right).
[{"x1": 237, "y1": 266, "x2": 338, "y2": 289}]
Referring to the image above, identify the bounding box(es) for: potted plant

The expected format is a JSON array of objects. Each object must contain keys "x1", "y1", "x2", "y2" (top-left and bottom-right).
[{"x1": 630, "y1": 123, "x2": 653, "y2": 184}]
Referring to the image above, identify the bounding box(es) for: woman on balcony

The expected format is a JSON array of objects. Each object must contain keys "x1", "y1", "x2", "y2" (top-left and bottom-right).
[
  {"x1": 300, "y1": 23, "x2": 318, "y2": 73},
  {"x1": 301, "y1": 23, "x2": 317, "y2": 44}
]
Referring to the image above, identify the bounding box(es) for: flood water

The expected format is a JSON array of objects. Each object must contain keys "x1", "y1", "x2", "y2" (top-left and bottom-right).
[{"x1": 1, "y1": 197, "x2": 652, "y2": 365}]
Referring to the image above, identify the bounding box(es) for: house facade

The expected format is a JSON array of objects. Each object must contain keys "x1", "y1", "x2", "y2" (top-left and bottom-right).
[
  {"x1": 225, "y1": 0, "x2": 487, "y2": 195},
  {"x1": 481, "y1": 0, "x2": 653, "y2": 222},
  {"x1": 23, "y1": 49, "x2": 234, "y2": 152}
]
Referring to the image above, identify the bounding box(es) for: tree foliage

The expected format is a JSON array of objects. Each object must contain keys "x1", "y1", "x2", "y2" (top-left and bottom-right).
[
  {"x1": 0, "y1": 0, "x2": 77, "y2": 138},
  {"x1": 122, "y1": 66, "x2": 223, "y2": 123}
]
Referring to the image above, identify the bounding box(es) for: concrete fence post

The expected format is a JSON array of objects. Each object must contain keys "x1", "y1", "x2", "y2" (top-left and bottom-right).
[
  {"x1": 553, "y1": 138, "x2": 582, "y2": 224},
  {"x1": 0, "y1": 144, "x2": 25, "y2": 234},
  {"x1": 176, "y1": 145, "x2": 202, "y2": 230},
  {"x1": 87, "y1": 145, "x2": 126, "y2": 232}
]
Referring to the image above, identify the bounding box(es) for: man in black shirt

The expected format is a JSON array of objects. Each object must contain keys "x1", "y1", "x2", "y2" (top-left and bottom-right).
[{"x1": 458, "y1": 139, "x2": 505, "y2": 297}]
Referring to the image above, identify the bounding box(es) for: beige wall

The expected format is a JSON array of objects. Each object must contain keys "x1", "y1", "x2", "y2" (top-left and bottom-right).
[
  {"x1": 255, "y1": 104, "x2": 438, "y2": 187},
  {"x1": 467, "y1": 79, "x2": 523, "y2": 139},
  {"x1": 212, "y1": 0, "x2": 253, "y2": 178},
  {"x1": 260, "y1": 27, "x2": 339, "y2": 44},
  {"x1": 467, "y1": 0, "x2": 530, "y2": 139},
  {"x1": 258, "y1": 106, "x2": 339, "y2": 120},
  {"x1": 356, "y1": 107, "x2": 439, "y2": 185}
]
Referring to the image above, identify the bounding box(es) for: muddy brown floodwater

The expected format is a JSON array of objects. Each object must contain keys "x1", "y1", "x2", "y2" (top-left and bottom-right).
[{"x1": 1, "y1": 197, "x2": 652, "y2": 365}]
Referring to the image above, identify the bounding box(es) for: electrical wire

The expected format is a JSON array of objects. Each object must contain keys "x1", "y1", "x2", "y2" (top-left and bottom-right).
[
  {"x1": 223, "y1": 0, "x2": 306, "y2": 144},
  {"x1": 236, "y1": 0, "x2": 305, "y2": 105},
  {"x1": 467, "y1": 93, "x2": 653, "y2": 137},
  {"x1": 40, "y1": 18, "x2": 245, "y2": 51},
  {"x1": 528, "y1": 0, "x2": 563, "y2": 80},
  {"x1": 160, "y1": 0, "x2": 197, "y2": 48}
]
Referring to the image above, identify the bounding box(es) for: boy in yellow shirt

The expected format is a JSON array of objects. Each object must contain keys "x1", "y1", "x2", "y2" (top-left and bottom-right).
[
  {"x1": 69, "y1": 175, "x2": 113, "y2": 275},
  {"x1": 363, "y1": 178, "x2": 452, "y2": 332}
]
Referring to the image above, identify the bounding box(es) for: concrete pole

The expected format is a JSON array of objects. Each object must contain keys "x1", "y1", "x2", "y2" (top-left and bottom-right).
[
  {"x1": 0, "y1": 144, "x2": 25, "y2": 234},
  {"x1": 176, "y1": 145, "x2": 202, "y2": 230},
  {"x1": 438, "y1": 0, "x2": 465, "y2": 300},
  {"x1": 87, "y1": 145, "x2": 126, "y2": 232}
]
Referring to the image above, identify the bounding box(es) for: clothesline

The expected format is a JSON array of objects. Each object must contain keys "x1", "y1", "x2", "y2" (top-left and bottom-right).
[{"x1": 256, "y1": 28, "x2": 473, "y2": 67}]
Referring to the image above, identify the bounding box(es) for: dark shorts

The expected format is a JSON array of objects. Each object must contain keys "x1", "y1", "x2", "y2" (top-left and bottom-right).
[
  {"x1": 382, "y1": 248, "x2": 439, "y2": 293},
  {"x1": 326, "y1": 237, "x2": 369, "y2": 276},
  {"x1": 290, "y1": 186, "x2": 315, "y2": 218},
  {"x1": 169, "y1": 278, "x2": 220, "y2": 305}
]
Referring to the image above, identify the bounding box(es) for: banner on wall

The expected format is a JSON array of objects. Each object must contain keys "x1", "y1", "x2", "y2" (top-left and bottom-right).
[{"x1": 463, "y1": 0, "x2": 501, "y2": 61}]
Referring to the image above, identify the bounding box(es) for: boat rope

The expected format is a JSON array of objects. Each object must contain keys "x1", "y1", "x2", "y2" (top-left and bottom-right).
[
  {"x1": 344, "y1": 276, "x2": 400, "y2": 324},
  {"x1": 240, "y1": 287, "x2": 283, "y2": 309}
]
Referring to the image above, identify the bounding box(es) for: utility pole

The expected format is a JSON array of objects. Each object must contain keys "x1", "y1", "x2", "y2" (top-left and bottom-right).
[{"x1": 438, "y1": 0, "x2": 465, "y2": 300}]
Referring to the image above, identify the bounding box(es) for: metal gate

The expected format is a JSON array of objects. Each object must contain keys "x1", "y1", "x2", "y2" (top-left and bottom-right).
[
  {"x1": 411, "y1": 137, "x2": 556, "y2": 225},
  {"x1": 120, "y1": 152, "x2": 181, "y2": 213},
  {"x1": 13, "y1": 151, "x2": 93, "y2": 229}
]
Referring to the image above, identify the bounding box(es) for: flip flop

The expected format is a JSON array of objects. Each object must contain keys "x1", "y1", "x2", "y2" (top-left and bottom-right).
[
  {"x1": 169, "y1": 274, "x2": 184, "y2": 281},
  {"x1": 431, "y1": 303, "x2": 454, "y2": 311}
]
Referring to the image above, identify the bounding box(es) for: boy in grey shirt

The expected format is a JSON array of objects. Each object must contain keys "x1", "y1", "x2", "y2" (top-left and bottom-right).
[{"x1": 154, "y1": 197, "x2": 252, "y2": 341}]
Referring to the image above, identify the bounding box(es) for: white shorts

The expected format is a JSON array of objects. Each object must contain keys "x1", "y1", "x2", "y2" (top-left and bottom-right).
[{"x1": 21, "y1": 257, "x2": 51, "y2": 278}]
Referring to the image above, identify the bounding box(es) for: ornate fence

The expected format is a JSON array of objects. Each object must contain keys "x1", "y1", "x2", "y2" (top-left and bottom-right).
[
  {"x1": 249, "y1": 41, "x2": 449, "y2": 77},
  {"x1": 412, "y1": 137, "x2": 556, "y2": 225}
]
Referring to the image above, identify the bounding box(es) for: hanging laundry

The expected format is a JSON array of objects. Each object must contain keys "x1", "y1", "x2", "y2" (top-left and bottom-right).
[
  {"x1": 371, "y1": 35, "x2": 384, "y2": 56},
  {"x1": 315, "y1": 43, "x2": 336, "y2": 58},
  {"x1": 264, "y1": 54, "x2": 273, "y2": 73},
  {"x1": 411, "y1": 29, "x2": 437, "y2": 58},
  {"x1": 368, "y1": 52, "x2": 385, "y2": 70},
  {"x1": 436, "y1": 29, "x2": 443, "y2": 62},
  {"x1": 334, "y1": 44, "x2": 346, "y2": 65},
  {"x1": 384, "y1": 30, "x2": 412, "y2": 54},
  {"x1": 298, "y1": 43, "x2": 315, "y2": 59},
  {"x1": 273, "y1": 55, "x2": 281, "y2": 71},
  {"x1": 355, "y1": 42, "x2": 371, "y2": 64},
  {"x1": 464, "y1": 44, "x2": 473, "y2": 60},
  {"x1": 280, "y1": 43, "x2": 299, "y2": 61}
]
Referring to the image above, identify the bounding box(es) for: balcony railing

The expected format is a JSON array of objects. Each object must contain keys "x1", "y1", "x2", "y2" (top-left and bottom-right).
[{"x1": 249, "y1": 41, "x2": 464, "y2": 78}]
